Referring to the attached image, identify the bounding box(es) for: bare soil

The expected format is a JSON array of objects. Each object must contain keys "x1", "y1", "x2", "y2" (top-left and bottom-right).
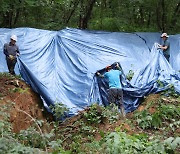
[{"x1": 0, "y1": 75, "x2": 52, "y2": 133}]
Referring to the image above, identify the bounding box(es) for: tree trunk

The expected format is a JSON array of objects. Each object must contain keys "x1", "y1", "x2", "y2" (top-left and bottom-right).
[
  {"x1": 170, "y1": 2, "x2": 180, "y2": 29},
  {"x1": 156, "y1": 1, "x2": 162, "y2": 31},
  {"x1": 132, "y1": 6, "x2": 137, "y2": 25},
  {"x1": 65, "y1": 0, "x2": 81, "y2": 24},
  {"x1": 14, "y1": 0, "x2": 22, "y2": 26},
  {"x1": 139, "y1": 6, "x2": 144, "y2": 25},
  {"x1": 161, "y1": 0, "x2": 165, "y2": 32},
  {"x1": 147, "y1": 12, "x2": 151, "y2": 28},
  {"x1": 14, "y1": 9, "x2": 20, "y2": 26},
  {"x1": 2, "y1": 12, "x2": 13, "y2": 28},
  {"x1": 9, "y1": 12, "x2": 13, "y2": 28},
  {"x1": 78, "y1": 0, "x2": 96, "y2": 29}
]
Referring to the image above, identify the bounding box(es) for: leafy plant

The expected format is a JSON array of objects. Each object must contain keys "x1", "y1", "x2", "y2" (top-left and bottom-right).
[
  {"x1": 83, "y1": 104, "x2": 106, "y2": 124},
  {"x1": 85, "y1": 131, "x2": 178, "y2": 154},
  {"x1": 0, "y1": 104, "x2": 45, "y2": 153},
  {"x1": 164, "y1": 137, "x2": 180, "y2": 151},
  {"x1": 18, "y1": 127, "x2": 55, "y2": 149},
  {"x1": 156, "y1": 79, "x2": 164, "y2": 88},
  {"x1": 0, "y1": 104, "x2": 14, "y2": 137},
  {"x1": 0, "y1": 73, "x2": 15, "y2": 80},
  {"x1": 80, "y1": 124, "x2": 96, "y2": 135},
  {"x1": 159, "y1": 104, "x2": 180, "y2": 120},
  {"x1": 169, "y1": 120, "x2": 180, "y2": 132},
  {"x1": 126, "y1": 70, "x2": 134, "y2": 81},
  {"x1": 162, "y1": 84, "x2": 180, "y2": 98},
  {"x1": 135, "y1": 110, "x2": 154, "y2": 129},
  {"x1": 69, "y1": 135, "x2": 84, "y2": 153},
  {"x1": 50, "y1": 102, "x2": 69, "y2": 120},
  {"x1": 102, "y1": 104, "x2": 121, "y2": 123},
  {"x1": 0, "y1": 137, "x2": 41, "y2": 154},
  {"x1": 135, "y1": 103, "x2": 180, "y2": 130},
  {"x1": 83, "y1": 104, "x2": 121, "y2": 125},
  {"x1": 0, "y1": 73, "x2": 21, "y2": 80},
  {"x1": 10, "y1": 87, "x2": 29, "y2": 93}
]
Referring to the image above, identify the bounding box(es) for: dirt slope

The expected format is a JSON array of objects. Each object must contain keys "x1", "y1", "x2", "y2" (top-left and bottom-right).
[
  {"x1": 0, "y1": 74, "x2": 179, "y2": 140},
  {"x1": 0, "y1": 74, "x2": 52, "y2": 133}
]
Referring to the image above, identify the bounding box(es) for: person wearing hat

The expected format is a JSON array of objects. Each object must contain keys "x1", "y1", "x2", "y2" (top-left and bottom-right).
[
  {"x1": 96, "y1": 63, "x2": 125, "y2": 117},
  {"x1": 158, "y1": 33, "x2": 170, "y2": 62},
  {"x1": 3, "y1": 35, "x2": 20, "y2": 75}
]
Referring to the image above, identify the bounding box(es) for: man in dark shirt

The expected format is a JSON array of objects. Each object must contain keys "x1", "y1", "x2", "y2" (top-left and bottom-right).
[
  {"x1": 3, "y1": 35, "x2": 20, "y2": 75},
  {"x1": 159, "y1": 33, "x2": 170, "y2": 62}
]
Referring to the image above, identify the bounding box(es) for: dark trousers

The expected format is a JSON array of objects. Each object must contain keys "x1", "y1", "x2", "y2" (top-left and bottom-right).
[
  {"x1": 6, "y1": 57, "x2": 17, "y2": 75},
  {"x1": 164, "y1": 55, "x2": 170, "y2": 62},
  {"x1": 107, "y1": 88, "x2": 123, "y2": 108}
]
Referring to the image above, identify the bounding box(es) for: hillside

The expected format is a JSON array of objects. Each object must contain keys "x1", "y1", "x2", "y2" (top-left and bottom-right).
[
  {"x1": 0, "y1": 73, "x2": 179, "y2": 153},
  {"x1": 0, "y1": 73, "x2": 52, "y2": 133}
]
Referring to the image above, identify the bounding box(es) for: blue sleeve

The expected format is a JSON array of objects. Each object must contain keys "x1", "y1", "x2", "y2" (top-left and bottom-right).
[
  {"x1": 3, "y1": 44, "x2": 9, "y2": 56},
  {"x1": 17, "y1": 46, "x2": 20, "y2": 54}
]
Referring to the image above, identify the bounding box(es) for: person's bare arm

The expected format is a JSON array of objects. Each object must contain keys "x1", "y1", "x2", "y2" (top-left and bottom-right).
[
  {"x1": 116, "y1": 63, "x2": 122, "y2": 71},
  {"x1": 159, "y1": 45, "x2": 168, "y2": 50}
]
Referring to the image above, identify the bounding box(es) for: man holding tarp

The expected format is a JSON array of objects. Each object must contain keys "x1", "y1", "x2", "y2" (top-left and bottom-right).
[
  {"x1": 158, "y1": 33, "x2": 170, "y2": 62},
  {"x1": 3, "y1": 35, "x2": 20, "y2": 75},
  {"x1": 96, "y1": 63, "x2": 125, "y2": 117}
]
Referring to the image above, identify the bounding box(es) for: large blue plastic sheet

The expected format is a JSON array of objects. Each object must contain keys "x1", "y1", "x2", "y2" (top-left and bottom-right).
[{"x1": 0, "y1": 28, "x2": 180, "y2": 115}]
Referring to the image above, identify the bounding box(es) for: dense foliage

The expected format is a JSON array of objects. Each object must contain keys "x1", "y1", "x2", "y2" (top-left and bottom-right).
[{"x1": 0, "y1": 0, "x2": 179, "y2": 33}]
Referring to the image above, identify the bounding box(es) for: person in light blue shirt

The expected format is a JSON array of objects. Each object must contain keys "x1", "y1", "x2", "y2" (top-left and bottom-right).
[
  {"x1": 96, "y1": 63, "x2": 125, "y2": 117},
  {"x1": 104, "y1": 68, "x2": 122, "y2": 89}
]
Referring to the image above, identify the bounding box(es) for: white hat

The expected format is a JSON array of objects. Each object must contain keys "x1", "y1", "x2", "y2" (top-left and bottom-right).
[
  {"x1": 10, "y1": 35, "x2": 17, "y2": 41},
  {"x1": 161, "y1": 33, "x2": 169, "y2": 38}
]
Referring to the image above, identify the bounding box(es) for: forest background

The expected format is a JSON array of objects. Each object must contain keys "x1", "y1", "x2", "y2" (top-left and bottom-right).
[{"x1": 0, "y1": 0, "x2": 179, "y2": 33}]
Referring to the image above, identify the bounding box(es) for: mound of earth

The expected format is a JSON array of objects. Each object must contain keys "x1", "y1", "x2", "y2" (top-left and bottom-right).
[
  {"x1": 0, "y1": 74, "x2": 179, "y2": 153},
  {"x1": 59, "y1": 93, "x2": 179, "y2": 147},
  {"x1": 0, "y1": 74, "x2": 52, "y2": 133},
  {"x1": 0, "y1": 74, "x2": 179, "y2": 141}
]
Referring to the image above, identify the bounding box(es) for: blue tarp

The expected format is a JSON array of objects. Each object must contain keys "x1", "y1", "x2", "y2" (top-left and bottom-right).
[{"x1": 0, "y1": 28, "x2": 180, "y2": 115}]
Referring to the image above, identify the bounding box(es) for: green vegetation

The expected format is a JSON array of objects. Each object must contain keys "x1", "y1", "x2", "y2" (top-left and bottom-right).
[
  {"x1": 156, "y1": 79, "x2": 165, "y2": 88},
  {"x1": 0, "y1": 0, "x2": 179, "y2": 33},
  {"x1": 126, "y1": 70, "x2": 134, "y2": 81},
  {"x1": 85, "y1": 132, "x2": 179, "y2": 154},
  {"x1": 83, "y1": 104, "x2": 120, "y2": 124},
  {"x1": 0, "y1": 72, "x2": 21, "y2": 80},
  {"x1": 83, "y1": 104, "x2": 106, "y2": 124},
  {"x1": 0, "y1": 104, "x2": 42, "y2": 153},
  {"x1": 162, "y1": 84, "x2": 180, "y2": 98},
  {"x1": 10, "y1": 87, "x2": 29, "y2": 93},
  {"x1": 0, "y1": 97, "x2": 180, "y2": 153},
  {"x1": 50, "y1": 102, "x2": 69, "y2": 120},
  {"x1": 134, "y1": 102, "x2": 180, "y2": 130}
]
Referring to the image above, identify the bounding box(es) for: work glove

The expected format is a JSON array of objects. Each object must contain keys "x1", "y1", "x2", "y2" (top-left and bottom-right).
[
  {"x1": 96, "y1": 72, "x2": 100, "y2": 76},
  {"x1": 9, "y1": 55, "x2": 15, "y2": 60}
]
